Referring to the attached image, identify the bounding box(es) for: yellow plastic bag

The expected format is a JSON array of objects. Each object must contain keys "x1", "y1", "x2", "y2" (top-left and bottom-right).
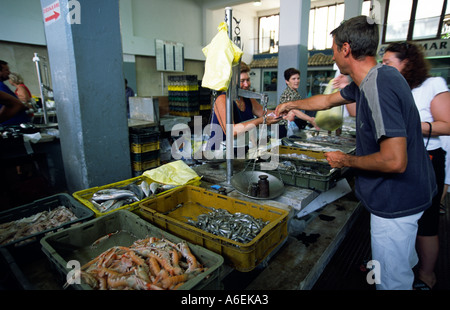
[
  {"x1": 201, "y1": 22, "x2": 243, "y2": 91},
  {"x1": 314, "y1": 79, "x2": 343, "y2": 131},
  {"x1": 143, "y1": 160, "x2": 202, "y2": 186}
]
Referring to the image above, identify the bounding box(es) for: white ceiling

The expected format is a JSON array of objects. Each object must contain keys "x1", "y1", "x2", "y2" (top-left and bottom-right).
[
  {"x1": 200, "y1": 0, "x2": 338, "y2": 14},
  {"x1": 233, "y1": 0, "x2": 281, "y2": 13}
]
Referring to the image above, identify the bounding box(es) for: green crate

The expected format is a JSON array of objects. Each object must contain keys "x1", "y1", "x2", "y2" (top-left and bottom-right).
[
  {"x1": 274, "y1": 165, "x2": 340, "y2": 192},
  {"x1": 40, "y1": 210, "x2": 224, "y2": 290},
  {"x1": 129, "y1": 127, "x2": 160, "y2": 145},
  {"x1": 0, "y1": 193, "x2": 95, "y2": 248}
]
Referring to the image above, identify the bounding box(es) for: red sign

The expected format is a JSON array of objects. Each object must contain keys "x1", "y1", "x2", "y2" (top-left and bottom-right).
[{"x1": 43, "y1": 1, "x2": 61, "y2": 25}]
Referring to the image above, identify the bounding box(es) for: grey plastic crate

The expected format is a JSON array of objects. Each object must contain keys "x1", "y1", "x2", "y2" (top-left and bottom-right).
[
  {"x1": 40, "y1": 209, "x2": 224, "y2": 290},
  {"x1": 276, "y1": 167, "x2": 340, "y2": 191},
  {"x1": 255, "y1": 162, "x2": 340, "y2": 192},
  {"x1": 0, "y1": 193, "x2": 95, "y2": 248}
]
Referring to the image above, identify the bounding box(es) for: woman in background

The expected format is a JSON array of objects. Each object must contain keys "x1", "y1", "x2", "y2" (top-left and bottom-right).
[
  {"x1": 9, "y1": 72, "x2": 34, "y2": 115},
  {"x1": 279, "y1": 68, "x2": 319, "y2": 135},
  {"x1": 9, "y1": 73, "x2": 32, "y2": 104},
  {"x1": 383, "y1": 42, "x2": 450, "y2": 290}
]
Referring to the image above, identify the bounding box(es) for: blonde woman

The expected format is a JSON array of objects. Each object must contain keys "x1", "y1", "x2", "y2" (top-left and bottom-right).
[{"x1": 9, "y1": 72, "x2": 33, "y2": 109}]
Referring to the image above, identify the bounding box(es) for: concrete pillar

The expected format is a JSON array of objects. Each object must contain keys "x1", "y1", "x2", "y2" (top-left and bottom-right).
[
  {"x1": 277, "y1": 0, "x2": 311, "y2": 100},
  {"x1": 344, "y1": 0, "x2": 364, "y2": 20},
  {"x1": 40, "y1": 0, "x2": 131, "y2": 193}
]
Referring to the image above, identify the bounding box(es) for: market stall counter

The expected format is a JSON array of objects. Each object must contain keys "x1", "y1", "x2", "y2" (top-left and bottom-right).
[{"x1": 191, "y1": 159, "x2": 361, "y2": 290}]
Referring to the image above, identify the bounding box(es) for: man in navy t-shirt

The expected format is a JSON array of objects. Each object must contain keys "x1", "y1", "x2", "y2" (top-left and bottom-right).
[
  {"x1": 0, "y1": 60, "x2": 30, "y2": 125},
  {"x1": 276, "y1": 16, "x2": 436, "y2": 290}
]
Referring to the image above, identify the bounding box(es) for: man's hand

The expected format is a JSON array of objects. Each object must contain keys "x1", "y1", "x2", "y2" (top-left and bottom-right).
[
  {"x1": 325, "y1": 151, "x2": 348, "y2": 168},
  {"x1": 265, "y1": 115, "x2": 283, "y2": 125},
  {"x1": 275, "y1": 102, "x2": 290, "y2": 117}
]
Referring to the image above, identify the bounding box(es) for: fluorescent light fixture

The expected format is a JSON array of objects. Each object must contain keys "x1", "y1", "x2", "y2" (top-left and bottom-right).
[{"x1": 253, "y1": 0, "x2": 262, "y2": 6}]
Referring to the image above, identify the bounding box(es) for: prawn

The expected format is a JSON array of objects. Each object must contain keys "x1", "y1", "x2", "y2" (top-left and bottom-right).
[
  {"x1": 160, "y1": 273, "x2": 190, "y2": 289},
  {"x1": 147, "y1": 257, "x2": 161, "y2": 277},
  {"x1": 149, "y1": 250, "x2": 180, "y2": 276},
  {"x1": 178, "y1": 241, "x2": 199, "y2": 272},
  {"x1": 90, "y1": 231, "x2": 120, "y2": 248}
]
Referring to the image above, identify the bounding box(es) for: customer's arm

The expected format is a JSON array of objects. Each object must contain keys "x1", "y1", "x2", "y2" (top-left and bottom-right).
[{"x1": 425, "y1": 91, "x2": 450, "y2": 136}]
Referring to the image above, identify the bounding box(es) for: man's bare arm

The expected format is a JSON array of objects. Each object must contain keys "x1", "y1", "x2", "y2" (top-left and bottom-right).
[
  {"x1": 325, "y1": 137, "x2": 408, "y2": 173},
  {"x1": 275, "y1": 91, "x2": 350, "y2": 116}
]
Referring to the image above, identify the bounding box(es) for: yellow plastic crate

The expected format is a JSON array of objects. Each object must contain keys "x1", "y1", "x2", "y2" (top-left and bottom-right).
[
  {"x1": 139, "y1": 185, "x2": 288, "y2": 272},
  {"x1": 130, "y1": 141, "x2": 160, "y2": 154},
  {"x1": 169, "y1": 110, "x2": 199, "y2": 117},
  {"x1": 73, "y1": 175, "x2": 174, "y2": 217},
  {"x1": 168, "y1": 85, "x2": 199, "y2": 91},
  {"x1": 278, "y1": 145, "x2": 327, "y2": 159},
  {"x1": 132, "y1": 158, "x2": 160, "y2": 172},
  {"x1": 271, "y1": 145, "x2": 328, "y2": 163}
]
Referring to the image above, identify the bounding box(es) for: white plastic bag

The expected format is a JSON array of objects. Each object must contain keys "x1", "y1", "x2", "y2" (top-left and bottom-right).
[
  {"x1": 314, "y1": 79, "x2": 343, "y2": 131},
  {"x1": 201, "y1": 22, "x2": 243, "y2": 91}
]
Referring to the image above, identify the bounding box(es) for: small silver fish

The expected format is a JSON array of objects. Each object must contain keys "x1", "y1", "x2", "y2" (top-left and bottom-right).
[{"x1": 187, "y1": 206, "x2": 268, "y2": 244}]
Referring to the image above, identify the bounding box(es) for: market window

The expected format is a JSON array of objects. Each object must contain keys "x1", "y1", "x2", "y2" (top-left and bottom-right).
[
  {"x1": 413, "y1": 0, "x2": 445, "y2": 40},
  {"x1": 442, "y1": 3, "x2": 450, "y2": 38},
  {"x1": 309, "y1": 4, "x2": 345, "y2": 50},
  {"x1": 257, "y1": 1, "x2": 372, "y2": 53},
  {"x1": 308, "y1": 1, "x2": 371, "y2": 50},
  {"x1": 258, "y1": 14, "x2": 279, "y2": 54},
  {"x1": 384, "y1": 0, "x2": 448, "y2": 43},
  {"x1": 385, "y1": 0, "x2": 413, "y2": 42}
]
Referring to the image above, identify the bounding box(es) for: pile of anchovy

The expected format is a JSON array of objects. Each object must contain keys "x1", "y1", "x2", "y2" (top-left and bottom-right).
[{"x1": 186, "y1": 206, "x2": 269, "y2": 244}]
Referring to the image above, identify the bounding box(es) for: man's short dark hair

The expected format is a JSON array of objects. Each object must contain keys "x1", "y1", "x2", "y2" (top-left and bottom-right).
[{"x1": 330, "y1": 15, "x2": 379, "y2": 60}]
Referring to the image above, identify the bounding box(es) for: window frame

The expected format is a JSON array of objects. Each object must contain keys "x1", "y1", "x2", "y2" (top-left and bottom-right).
[
  {"x1": 382, "y1": 0, "x2": 448, "y2": 43},
  {"x1": 257, "y1": 13, "x2": 280, "y2": 54}
]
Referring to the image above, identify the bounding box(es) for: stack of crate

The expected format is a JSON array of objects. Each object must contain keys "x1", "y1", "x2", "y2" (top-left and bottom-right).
[
  {"x1": 168, "y1": 75, "x2": 199, "y2": 117},
  {"x1": 129, "y1": 126, "x2": 160, "y2": 177},
  {"x1": 198, "y1": 81, "x2": 212, "y2": 122}
]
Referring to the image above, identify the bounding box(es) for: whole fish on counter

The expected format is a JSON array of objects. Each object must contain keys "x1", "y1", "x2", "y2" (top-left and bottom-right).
[{"x1": 90, "y1": 181, "x2": 178, "y2": 214}]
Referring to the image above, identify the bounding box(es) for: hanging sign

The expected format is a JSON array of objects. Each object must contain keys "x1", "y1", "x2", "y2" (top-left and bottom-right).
[
  {"x1": 43, "y1": 1, "x2": 61, "y2": 25},
  {"x1": 155, "y1": 39, "x2": 184, "y2": 72},
  {"x1": 379, "y1": 39, "x2": 450, "y2": 59}
]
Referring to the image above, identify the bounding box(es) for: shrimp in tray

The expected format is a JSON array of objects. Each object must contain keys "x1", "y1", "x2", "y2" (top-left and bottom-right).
[{"x1": 71, "y1": 236, "x2": 206, "y2": 290}]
